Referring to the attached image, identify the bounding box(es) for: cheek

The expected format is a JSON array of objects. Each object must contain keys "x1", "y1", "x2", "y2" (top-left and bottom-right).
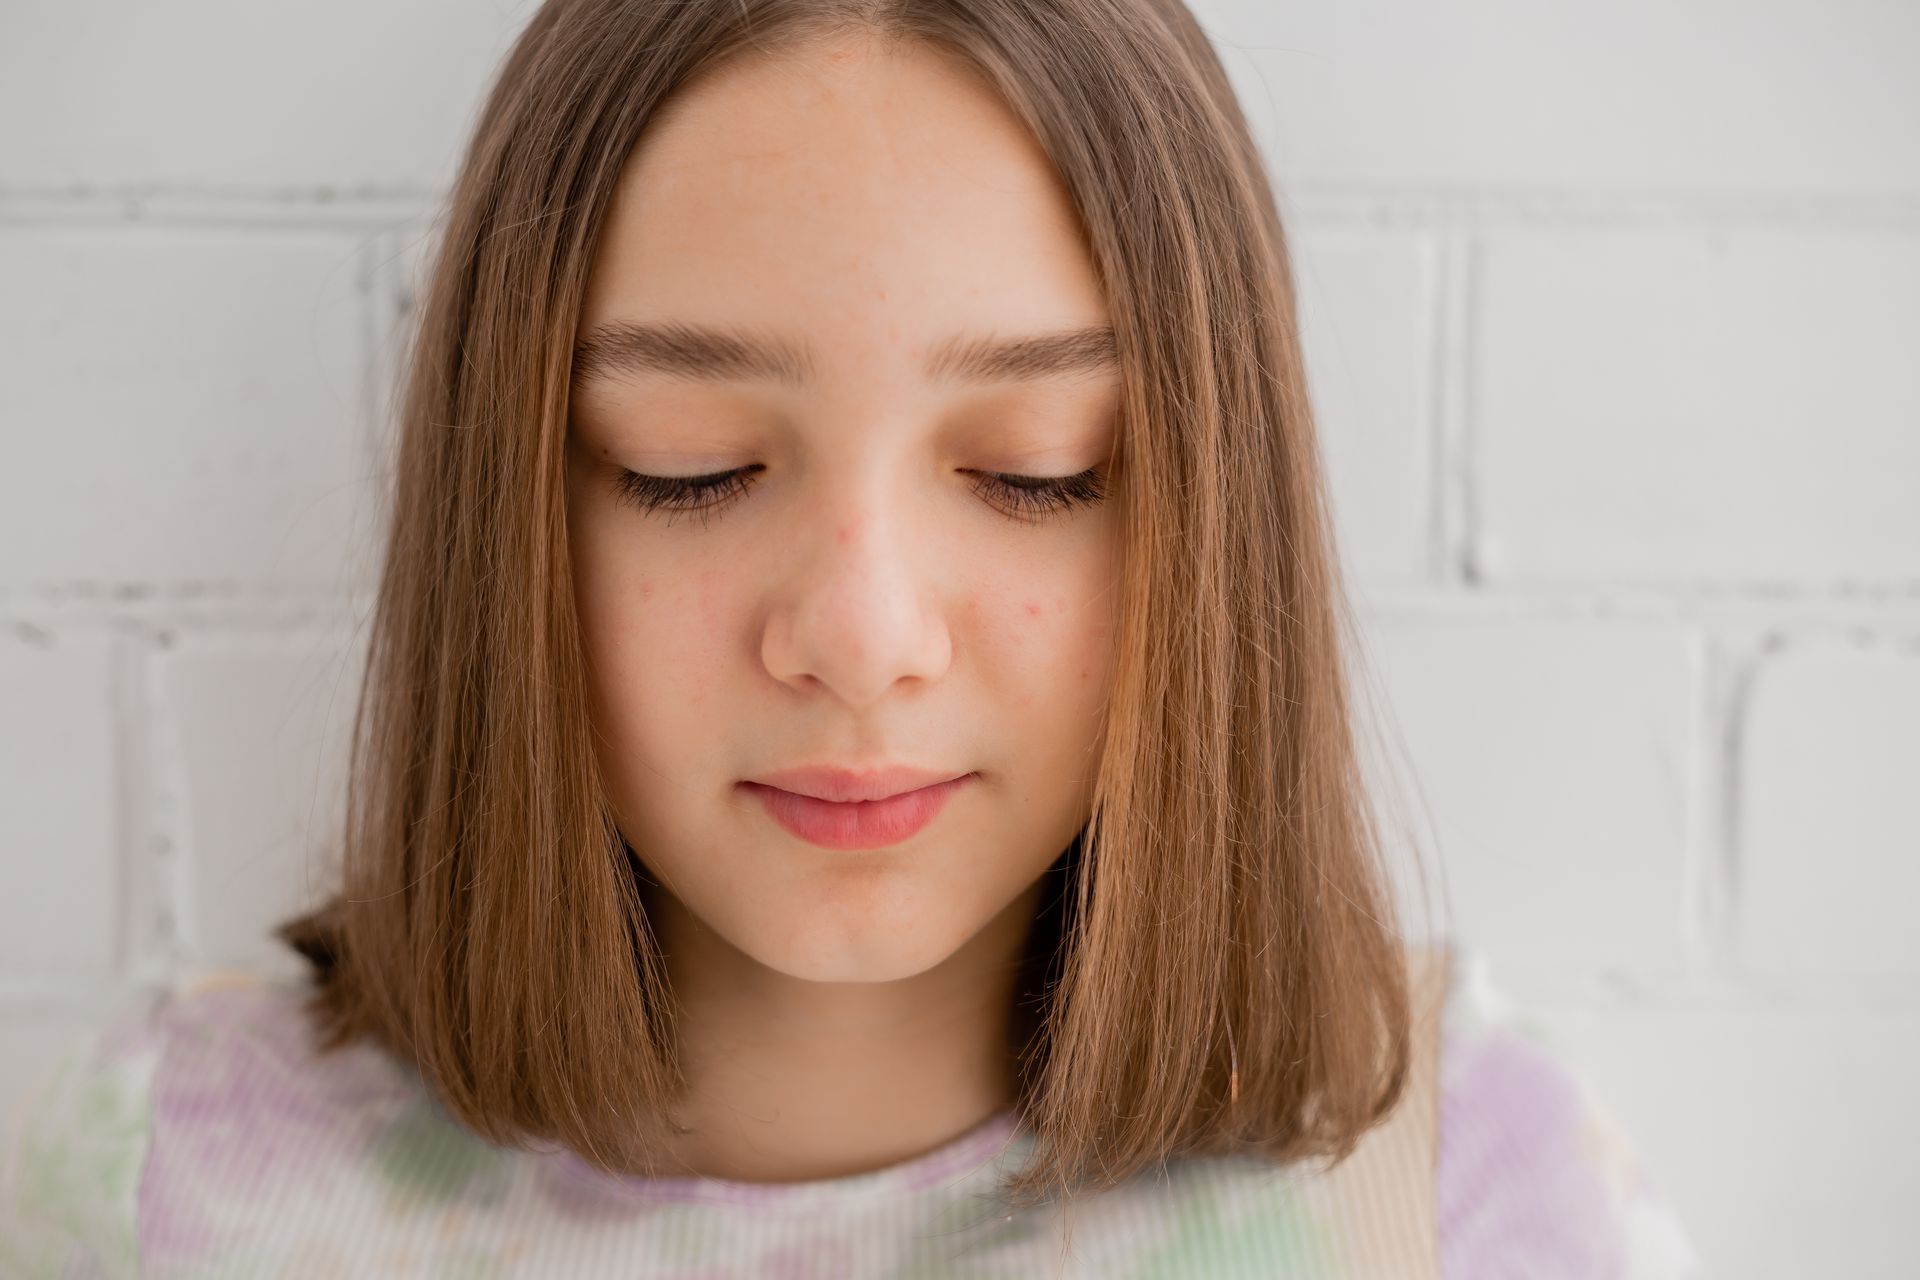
[
  {"x1": 573, "y1": 534, "x2": 733, "y2": 724},
  {"x1": 973, "y1": 575, "x2": 1114, "y2": 712},
  {"x1": 682, "y1": 567, "x2": 735, "y2": 712}
]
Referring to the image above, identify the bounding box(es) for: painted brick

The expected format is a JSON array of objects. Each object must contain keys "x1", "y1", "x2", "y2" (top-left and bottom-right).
[
  {"x1": 155, "y1": 629, "x2": 365, "y2": 975},
  {"x1": 1212, "y1": 0, "x2": 1920, "y2": 192},
  {"x1": 1736, "y1": 643, "x2": 1920, "y2": 979},
  {"x1": 1359, "y1": 613, "x2": 1694, "y2": 987},
  {"x1": 0, "y1": 0, "x2": 539, "y2": 189},
  {"x1": 1290, "y1": 225, "x2": 1436, "y2": 586},
  {"x1": 1536, "y1": 1001, "x2": 1920, "y2": 1280},
  {"x1": 1475, "y1": 227, "x2": 1920, "y2": 585},
  {"x1": 0, "y1": 227, "x2": 369, "y2": 588},
  {"x1": 0, "y1": 632, "x2": 118, "y2": 979}
]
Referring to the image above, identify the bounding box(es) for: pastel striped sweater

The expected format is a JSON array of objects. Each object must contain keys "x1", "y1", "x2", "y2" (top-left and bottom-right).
[{"x1": 0, "y1": 939, "x2": 1703, "y2": 1278}]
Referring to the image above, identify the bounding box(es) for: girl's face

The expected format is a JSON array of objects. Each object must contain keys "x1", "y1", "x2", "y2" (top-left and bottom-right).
[{"x1": 565, "y1": 35, "x2": 1122, "y2": 987}]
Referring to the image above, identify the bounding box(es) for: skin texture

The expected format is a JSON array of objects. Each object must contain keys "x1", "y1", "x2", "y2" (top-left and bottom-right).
[{"x1": 564, "y1": 32, "x2": 1123, "y2": 1183}]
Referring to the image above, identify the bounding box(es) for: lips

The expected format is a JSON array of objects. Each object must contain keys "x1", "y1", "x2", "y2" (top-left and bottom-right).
[
  {"x1": 746, "y1": 764, "x2": 972, "y2": 803},
  {"x1": 740, "y1": 773, "x2": 975, "y2": 850}
]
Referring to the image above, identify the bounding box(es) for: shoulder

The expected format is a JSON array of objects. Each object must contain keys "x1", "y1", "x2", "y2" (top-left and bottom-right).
[
  {"x1": 0, "y1": 970, "x2": 421, "y2": 1278},
  {"x1": 0, "y1": 979, "x2": 174, "y2": 1278},
  {"x1": 1431, "y1": 939, "x2": 1705, "y2": 1280}
]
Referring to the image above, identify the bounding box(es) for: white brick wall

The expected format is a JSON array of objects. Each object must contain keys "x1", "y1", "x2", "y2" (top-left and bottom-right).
[{"x1": 2, "y1": 1, "x2": 1915, "y2": 1275}]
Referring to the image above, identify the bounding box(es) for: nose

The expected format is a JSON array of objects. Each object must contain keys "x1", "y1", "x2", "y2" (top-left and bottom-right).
[{"x1": 760, "y1": 490, "x2": 953, "y2": 708}]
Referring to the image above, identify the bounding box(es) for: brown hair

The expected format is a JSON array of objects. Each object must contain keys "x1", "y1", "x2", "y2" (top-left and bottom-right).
[{"x1": 276, "y1": 0, "x2": 1441, "y2": 1217}]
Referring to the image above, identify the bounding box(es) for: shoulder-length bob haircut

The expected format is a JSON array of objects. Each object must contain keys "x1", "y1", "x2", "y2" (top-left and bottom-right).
[{"x1": 277, "y1": 0, "x2": 1439, "y2": 1215}]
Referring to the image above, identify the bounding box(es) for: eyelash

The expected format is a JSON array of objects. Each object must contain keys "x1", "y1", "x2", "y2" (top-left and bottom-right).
[{"x1": 609, "y1": 465, "x2": 1109, "y2": 529}]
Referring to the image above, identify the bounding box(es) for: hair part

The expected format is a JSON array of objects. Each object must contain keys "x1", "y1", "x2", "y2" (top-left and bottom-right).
[{"x1": 276, "y1": 0, "x2": 1441, "y2": 1219}]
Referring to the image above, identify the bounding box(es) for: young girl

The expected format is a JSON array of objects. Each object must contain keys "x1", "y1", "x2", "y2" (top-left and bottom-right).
[{"x1": 1, "y1": 1, "x2": 1703, "y2": 1276}]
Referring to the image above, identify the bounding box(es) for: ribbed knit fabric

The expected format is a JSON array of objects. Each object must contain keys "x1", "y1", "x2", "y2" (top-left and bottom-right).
[{"x1": 0, "y1": 938, "x2": 1703, "y2": 1278}]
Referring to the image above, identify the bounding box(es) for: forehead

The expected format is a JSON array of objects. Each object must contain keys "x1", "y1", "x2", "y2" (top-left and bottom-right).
[{"x1": 576, "y1": 36, "x2": 1111, "y2": 392}]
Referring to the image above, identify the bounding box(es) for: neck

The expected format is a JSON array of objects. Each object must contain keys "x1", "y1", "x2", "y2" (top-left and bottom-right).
[{"x1": 650, "y1": 880, "x2": 1041, "y2": 1183}]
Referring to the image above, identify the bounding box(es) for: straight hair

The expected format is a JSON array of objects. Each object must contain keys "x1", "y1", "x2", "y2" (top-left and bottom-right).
[{"x1": 277, "y1": 0, "x2": 1440, "y2": 1217}]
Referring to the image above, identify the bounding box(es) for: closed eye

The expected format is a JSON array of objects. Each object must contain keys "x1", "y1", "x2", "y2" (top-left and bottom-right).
[{"x1": 607, "y1": 465, "x2": 1108, "y2": 529}]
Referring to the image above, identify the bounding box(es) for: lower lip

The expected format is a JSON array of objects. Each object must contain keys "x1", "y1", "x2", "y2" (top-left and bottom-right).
[{"x1": 742, "y1": 774, "x2": 975, "y2": 850}]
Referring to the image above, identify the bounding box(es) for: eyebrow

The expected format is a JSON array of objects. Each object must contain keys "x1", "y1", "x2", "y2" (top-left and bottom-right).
[{"x1": 570, "y1": 319, "x2": 1119, "y2": 390}]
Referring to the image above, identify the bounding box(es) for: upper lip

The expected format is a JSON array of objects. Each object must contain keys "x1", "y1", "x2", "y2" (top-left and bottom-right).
[{"x1": 746, "y1": 764, "x2": 972, "y2": 803}]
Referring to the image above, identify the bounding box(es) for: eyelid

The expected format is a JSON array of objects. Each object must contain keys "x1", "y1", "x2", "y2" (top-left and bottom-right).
[{"x1": 605, "y1": 462, "x2": 1107, "y2": 526}]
